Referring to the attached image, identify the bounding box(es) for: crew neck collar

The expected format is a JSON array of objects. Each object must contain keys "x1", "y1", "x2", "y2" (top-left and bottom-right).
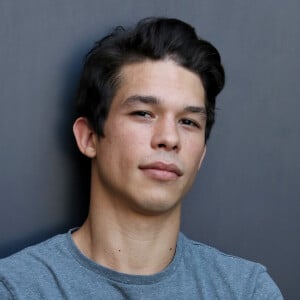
[{"x1": 66, "y1": 228, "x2": 185, "y2": 285}]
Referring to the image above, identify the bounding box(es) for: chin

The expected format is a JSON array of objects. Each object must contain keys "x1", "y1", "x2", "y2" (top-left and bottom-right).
[{"x1": 130, "y1": 194, "x2": 181, "y2": 217}]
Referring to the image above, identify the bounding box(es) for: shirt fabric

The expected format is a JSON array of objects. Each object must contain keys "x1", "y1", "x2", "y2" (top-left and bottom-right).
[{"x1": 0, "y1": 229, "x2": 283, "y2": 299}]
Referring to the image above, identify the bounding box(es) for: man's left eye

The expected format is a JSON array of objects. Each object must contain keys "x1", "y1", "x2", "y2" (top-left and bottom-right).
[{"x1": 180, "y1": 119, "x2": 200, "y2": 128}]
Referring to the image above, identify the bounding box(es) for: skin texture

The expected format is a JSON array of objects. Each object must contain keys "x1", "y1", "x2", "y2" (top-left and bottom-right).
[{"x1": 72, "y1": 59, "x2": 207, "y2": 275}]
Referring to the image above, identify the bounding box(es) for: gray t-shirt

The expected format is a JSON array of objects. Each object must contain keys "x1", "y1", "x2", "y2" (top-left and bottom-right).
[{"x1": 0, "y1": 229, "x2": 283, "y2": 299}]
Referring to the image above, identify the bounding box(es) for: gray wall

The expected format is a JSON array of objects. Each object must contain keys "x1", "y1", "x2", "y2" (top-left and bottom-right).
[{"x1": 0, "y1": 1, "x2": 299, "y2": 298}]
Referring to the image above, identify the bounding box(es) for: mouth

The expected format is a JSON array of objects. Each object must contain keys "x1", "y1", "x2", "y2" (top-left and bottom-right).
[{"x1": 139, "y1": 161, "x2": 183, "y2": 181}]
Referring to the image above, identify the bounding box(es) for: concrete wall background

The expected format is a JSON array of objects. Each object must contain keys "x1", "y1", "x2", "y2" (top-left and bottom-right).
[{"x1": 1, "y1": 1, "x2": 299, "y2": 298}]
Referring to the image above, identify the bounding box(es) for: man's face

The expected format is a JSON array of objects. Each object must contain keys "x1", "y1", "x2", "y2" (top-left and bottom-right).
[{"x1": 92, "y1": 59, "x2": 206, "y2": 216}]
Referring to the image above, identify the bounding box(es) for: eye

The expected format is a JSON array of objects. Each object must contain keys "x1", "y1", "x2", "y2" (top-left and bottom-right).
[
  {"x1": 179, "y1": 118, "x2": 200, "y2": 128},
  {"x1": 131, "y1": 111, "x2": 153, "y2": 118}
]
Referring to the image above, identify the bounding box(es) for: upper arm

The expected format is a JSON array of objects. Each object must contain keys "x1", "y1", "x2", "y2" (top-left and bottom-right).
[
  {"x1": 252, "y1": 270, "x2": 284, "y2": 300},
  {"x1": 0, "y1": 280, "x2": 14, "y2": 300}
]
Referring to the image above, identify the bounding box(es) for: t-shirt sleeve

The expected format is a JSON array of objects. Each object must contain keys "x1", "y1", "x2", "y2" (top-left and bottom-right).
[
  {"x1": 0, "y1": 280, "x2": 13, "y2": 300},
  {"x1": 252, "y1": 270, "x2": 284, "y2": 299}
]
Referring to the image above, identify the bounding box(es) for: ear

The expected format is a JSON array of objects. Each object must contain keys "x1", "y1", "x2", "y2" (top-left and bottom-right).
[
  {"x1": 198, "y1": 145, "x2": 206, "y2": 170},
  {"x1": 73, "y1": 117, "x2": 97, "y2": 158}
]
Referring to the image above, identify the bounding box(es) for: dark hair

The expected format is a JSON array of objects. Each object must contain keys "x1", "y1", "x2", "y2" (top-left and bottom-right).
[{"x1": 76, "y1": 17, "x2": 225, "y2": 141}]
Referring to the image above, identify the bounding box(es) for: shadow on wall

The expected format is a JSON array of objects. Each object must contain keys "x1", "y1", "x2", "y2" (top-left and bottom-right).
[
  {"x1": 0, "y1": 40, "x2": 92, "y2": 258},
  {"x1": 55, "y1": 40, "x2": 91, "y2": 231}
]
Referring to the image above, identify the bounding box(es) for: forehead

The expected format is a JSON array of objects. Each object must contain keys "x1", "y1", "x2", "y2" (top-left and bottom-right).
[{"x1": 114, "y1": 59, "x2": 205, "y2": 108}]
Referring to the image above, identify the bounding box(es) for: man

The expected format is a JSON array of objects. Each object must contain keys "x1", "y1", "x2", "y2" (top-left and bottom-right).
[{"x1": 0, "y1": 17, "x2": 283, "y2": 299}]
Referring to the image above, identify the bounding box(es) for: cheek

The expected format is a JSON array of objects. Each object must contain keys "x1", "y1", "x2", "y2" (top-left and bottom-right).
[
  {"x1": 118, "y1": 121, "x2": 150, "y2": 147},
  {"x1": 184, "y1": 139, "x2": 205, "y2": 169},
  {"x1": 109, "y1": 126, "x2": 147, "y2": 167}
]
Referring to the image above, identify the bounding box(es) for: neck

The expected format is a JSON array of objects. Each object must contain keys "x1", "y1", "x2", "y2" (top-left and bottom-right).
[{"x1": 72, "y1": 178, "x2": 181, "y2": 275}]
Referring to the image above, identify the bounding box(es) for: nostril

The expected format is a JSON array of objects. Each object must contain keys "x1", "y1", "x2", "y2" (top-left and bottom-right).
[{"x1": 157, "y1": 143, "x2": 178, "y2": 151}]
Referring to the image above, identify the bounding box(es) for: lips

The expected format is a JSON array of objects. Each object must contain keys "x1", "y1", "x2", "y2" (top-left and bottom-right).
[{"x1": 139, "y1": 161, "x2": 183, "y2": 181}]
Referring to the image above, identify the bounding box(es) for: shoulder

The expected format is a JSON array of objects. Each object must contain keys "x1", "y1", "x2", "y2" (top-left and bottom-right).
[
  {"x1": 178, "y1": 233, "x2": 283, "y2": 299},
  {"x1": 0, "y1": 231, "x2": 72, "y2": 297},
  {"x1": 0, "y1": 232, "x2": 68, "y2": 271},
  {"x1": 180, "y1": 233, "x2": 265, "y2": 273}
]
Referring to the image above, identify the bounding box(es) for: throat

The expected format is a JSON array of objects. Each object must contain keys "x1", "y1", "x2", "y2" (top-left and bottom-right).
[{"x1": 72, "y1": 218, "x2": 179, "y2": 275}]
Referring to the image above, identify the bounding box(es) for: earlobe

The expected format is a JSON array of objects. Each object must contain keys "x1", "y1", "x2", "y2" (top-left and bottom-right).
[
  {"x1": 198, "y1": 146, "x2": 206, "y2": 170},
  {"x1": 73, "y1": 117, "x2": 97, "y2": 158}
]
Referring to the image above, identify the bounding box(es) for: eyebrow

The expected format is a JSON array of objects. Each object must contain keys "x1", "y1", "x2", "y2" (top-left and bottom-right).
[
  {"x1": 122, "y1": 95, "x2": 160, "y2": 106},
  {"x1": 184, "y1": 106, "x2": 207, "y2": 116},
  {"x1": 122, "y1": 94, "x2": 206, "y2": 116}
]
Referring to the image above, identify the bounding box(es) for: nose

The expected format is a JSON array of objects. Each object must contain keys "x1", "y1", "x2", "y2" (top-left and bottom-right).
[{"x1": 151, "y1": 117, "x2": 181, "y2": 152}]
